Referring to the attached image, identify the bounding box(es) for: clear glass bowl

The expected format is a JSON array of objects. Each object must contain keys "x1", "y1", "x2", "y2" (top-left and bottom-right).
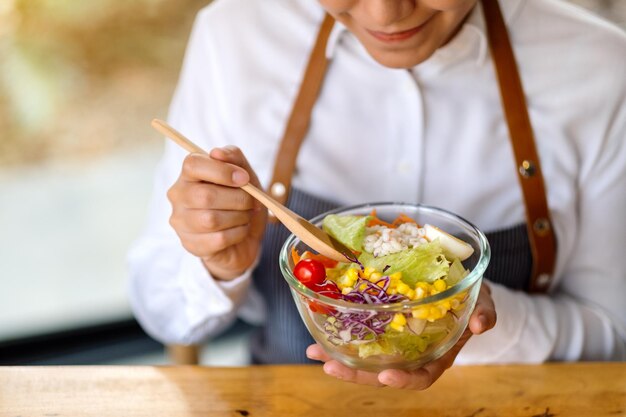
[{"x1": 279, "y1": 203, "x2": 490, "y2": 372}]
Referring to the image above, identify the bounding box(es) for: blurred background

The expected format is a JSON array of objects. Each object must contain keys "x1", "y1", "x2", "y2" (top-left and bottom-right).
[{"x1": 1, "y1": 0, "x2": 625, "y2": 365}]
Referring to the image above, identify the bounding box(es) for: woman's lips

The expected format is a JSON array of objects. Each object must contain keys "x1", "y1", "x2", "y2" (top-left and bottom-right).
[{"x1": 366, "y1": 24, "x2": 425, "y2": 43}]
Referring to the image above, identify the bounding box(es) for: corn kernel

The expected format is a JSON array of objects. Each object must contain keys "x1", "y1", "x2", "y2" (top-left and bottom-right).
[
  {"x1": 362, "y1": 267, "x2": 375, "y2": 279},
  {"x1": 429, "y1": 306, "x2": 443, "y2": 321},
  {"x1": 359, "y1": 283, "x2": 368, "y2": 291},
  {"x1": 337, "y1": 272, "x2": 357, "y2": 290},
  {"x1": 406, "y1": 289, "x2": 416, "y2": 299},
  {"x1": 396, "y1": 282, "x2": 410, "y2": 295},
  {"x1": 412, "y1": 307, "x2": 429, "y2": 319},
  {"x1": 370, "y1": 272, "x2": 382, "y2": 281},
  {"x1": 392, "y1": 313, "x2": 407, "y2": 326},
  {"x1": 415, "y1": 287, "x2": 426, "y2": 299},
  {"x1": 450, "y1": 299, "x2": 460, "y2": 309},
  {"x1": 439, "y1": 300, "x2": 451, "y2": 311},
  {"x1": 376, "y1": 280, "x2": 386, "y2": 288},
  {"x1": 341, "y1": 287, "x2": 352, "y2": 295},
  {"x1": 389, "y1": 322, "x2": 405, "y2": 332},
  {"x1": 346, "y1": 268, "x2": 359, "y2": 281},
  {"x1": 433, "y1": 279, "x2": 447, "y2": 292},
  {"x1": 389, "y1": 272, "x2": 402, "y2": 281}
]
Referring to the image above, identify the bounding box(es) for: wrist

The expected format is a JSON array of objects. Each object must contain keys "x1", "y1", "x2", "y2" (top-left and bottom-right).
[{"x1": 201, "y1": 258, "x2": 248, "y2": 281}]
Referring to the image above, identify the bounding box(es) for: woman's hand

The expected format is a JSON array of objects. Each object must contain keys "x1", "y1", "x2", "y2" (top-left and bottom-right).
[
  {"x1": 306, "y1": 283, "x2": 496, "y2": 390},
  {"x1": 167, "y1": 145, "x2": 267, "y2": 280}
]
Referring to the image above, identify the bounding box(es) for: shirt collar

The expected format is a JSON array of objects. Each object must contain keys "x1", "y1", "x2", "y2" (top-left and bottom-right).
[{"x1": 325, "y1": 0, "x2": 524, "y2": 69}]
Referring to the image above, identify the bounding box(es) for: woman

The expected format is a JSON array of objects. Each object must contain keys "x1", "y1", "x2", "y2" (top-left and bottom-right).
[{"x1": 128, "y1": 0, "x2": 626, "y2": 390}]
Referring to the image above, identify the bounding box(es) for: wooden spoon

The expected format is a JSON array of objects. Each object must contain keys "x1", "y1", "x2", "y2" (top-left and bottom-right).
[{"x1": 151, "y1": 119, "x2": 353, "y2": 263}]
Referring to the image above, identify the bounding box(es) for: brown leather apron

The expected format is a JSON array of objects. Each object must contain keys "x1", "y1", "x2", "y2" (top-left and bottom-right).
[{"x1": 267, "y1": 0, "x2": 557, "y2": 293}]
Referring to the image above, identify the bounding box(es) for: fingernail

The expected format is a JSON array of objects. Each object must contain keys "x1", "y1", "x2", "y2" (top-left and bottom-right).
[
  {"x1": 223, "y1": 145, "x2": 238, "y2": 153},
  {"x1": 306, "y1": 350, "x2": 319, "y2": 360},
  {"x1": 323, "y1": 362, "x2": 341, "y2": 379},
  {"x1": 379, "y1": 375, "x2": 396, "y2": 386},
  {"x1": 232, "y1": 170, "x2": 248, "y2": 185}
]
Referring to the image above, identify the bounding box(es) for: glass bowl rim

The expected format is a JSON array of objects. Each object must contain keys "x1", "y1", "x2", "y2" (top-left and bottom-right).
[{"x1": 279, "y1": 202, "x2": 491, "y2": 312}]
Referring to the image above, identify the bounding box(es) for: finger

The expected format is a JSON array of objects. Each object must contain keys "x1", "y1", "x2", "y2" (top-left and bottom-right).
[
  {"x1": 209, "y1": 146, "x2": 262, "y2": 187},
  {"x1": 172, "y1": 209, "x2": 253, "y2": 233},
  {"x1": 178, "y1": 225, "x2": 250, "y2": 257},
  {"x1": 378, "y1": 368, "x2": 432, "y2": 390},
  {"x1": 322, "y1": 361, "x2": 384, "y2": 387},
  {"x1": 306, "y1": 344, "x2": 332, "y2": 362},
  {"x1": 469, "y1": 283, "x2": 497, "y2": 335},
  {"x1": 210, "y1": 146, "x2": 264, "y2": 212},
  {"x1": 181, "y1": 153, "x2": 250, "y2": 186},
  {"x1": 176, "y1": 183, "x2": 255, "y2": 210},
  {"x1": 379, "y1": 327, "x2": 474, "y2": 390},
  {"x1": 377, "y1": 349, "x2": 455, "y2": 390}
]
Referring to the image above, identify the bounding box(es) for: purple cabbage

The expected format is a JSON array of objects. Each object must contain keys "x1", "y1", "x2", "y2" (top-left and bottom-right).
[{"x1": 325, "y1": 276, "x2": 408, "y2": 344}]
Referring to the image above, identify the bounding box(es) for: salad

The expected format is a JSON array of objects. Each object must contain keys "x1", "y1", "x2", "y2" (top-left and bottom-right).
[{"x1": 291, "y1": 210, "x2": 475, "y2": 361}]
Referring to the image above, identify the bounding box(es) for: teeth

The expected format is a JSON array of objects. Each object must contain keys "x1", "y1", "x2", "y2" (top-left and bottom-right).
[{"x1": 423, "y1": 224, "x2": 474, "y2": 261}]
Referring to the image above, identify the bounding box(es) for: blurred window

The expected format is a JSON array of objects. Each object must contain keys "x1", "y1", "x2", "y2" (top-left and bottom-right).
[{"x1": 0, "y1": 0, "x2": 209, "y2": 341}]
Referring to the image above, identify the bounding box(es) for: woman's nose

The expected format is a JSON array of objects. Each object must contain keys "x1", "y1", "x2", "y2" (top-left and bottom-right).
[{"x1": 363, "y1": 0, "x2": 415, "y2": 27}]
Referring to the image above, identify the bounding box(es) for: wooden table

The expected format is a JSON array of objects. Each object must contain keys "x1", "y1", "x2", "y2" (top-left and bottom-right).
[{"x1": 1, "y1": 364, "x2": 624, "y2": 417}]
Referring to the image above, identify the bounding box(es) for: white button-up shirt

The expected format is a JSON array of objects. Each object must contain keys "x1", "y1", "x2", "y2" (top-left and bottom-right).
[{"x1": 128, "y1": 0, "x2": 626, "y2": 362}]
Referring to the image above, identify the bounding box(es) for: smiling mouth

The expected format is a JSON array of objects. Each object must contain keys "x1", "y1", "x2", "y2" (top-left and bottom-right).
[{"x1": 366, "y1": 24, "x2": 425, "y2": 43}]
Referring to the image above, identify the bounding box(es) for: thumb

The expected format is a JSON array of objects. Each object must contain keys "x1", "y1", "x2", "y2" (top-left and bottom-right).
[{"x1": 209, "y1": 145, "x2": 262, "y2": 188}]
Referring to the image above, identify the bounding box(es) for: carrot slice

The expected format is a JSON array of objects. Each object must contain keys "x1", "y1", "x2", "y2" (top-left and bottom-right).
[
  {"x1": 291, "y1": 247, "x2": 301, "y2": 265},
  {"x1": 392, "y1": 213, "x2": 417, "y2": 227},
  {"x1": 368, "y1": 218, "x2": 394, "y2": 227},
  {"x1": 367, "y1": 209, "x2": 394, "y2": 228},
  {"x1": 301, "y1": 251, "x2": 338, "y2": 268}
]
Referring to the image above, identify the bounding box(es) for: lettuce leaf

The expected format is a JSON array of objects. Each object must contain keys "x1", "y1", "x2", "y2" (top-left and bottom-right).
[
  {"x1": 358, "y1": 331, "x2": 432, "y2": 361},
  {"x1": 322, "y1": 214, "x2": 370, "y2": 252},
  {"x1": 358, "y1": 240, "x2": 449, "y2": 286},
  {"x1": 447, "y1": 258, "x2": 469, "y2": 286}
]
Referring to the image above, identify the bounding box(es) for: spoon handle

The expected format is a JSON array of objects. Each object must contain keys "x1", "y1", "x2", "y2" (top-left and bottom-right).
[
  {"x1": 152, "y1": 119, "x2": 205, "y2": 154},
  {"x1": 152, "y1": 119, "x2": 295, "y2": 217}
]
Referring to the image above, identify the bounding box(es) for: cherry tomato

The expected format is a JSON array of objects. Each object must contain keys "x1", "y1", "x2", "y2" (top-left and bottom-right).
[
  {"x1": 308, "y1": 280, "x2": 340, "y2": 314},
  {"x1": 293, "y1": 259, "x2": 326, "y2": 289},
  {"x1": 300, "y1": 251, "x2": 339, "y2": 268},
  {"x1": 314, "y1": 281, "x2": 340, "y2": 298},
  {"x1": 309, "y1": 300, "x2": 333, "y2": 314}
]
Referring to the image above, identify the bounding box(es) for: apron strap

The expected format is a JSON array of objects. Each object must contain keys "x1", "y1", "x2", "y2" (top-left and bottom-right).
[
  {"x1": 481, "y1": 0, "x2": 557, "y2": 292},
  {"x1": 268, "y1": 1, "x2": 557, "y2": 293},
  {"x1": 268, "y1": 13, "x2": 335, "y2": 206}
]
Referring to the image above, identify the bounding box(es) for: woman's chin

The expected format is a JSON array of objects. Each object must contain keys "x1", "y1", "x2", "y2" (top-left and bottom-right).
[{"x1": 363, "y1": 46, "x2": 436, "y2": 69}]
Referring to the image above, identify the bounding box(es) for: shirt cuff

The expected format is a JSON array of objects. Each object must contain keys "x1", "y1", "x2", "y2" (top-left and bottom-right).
[
  {"x1": 176, "y1": 253, "x2": 254, "y2": 330},
  {"x1": 454, "y1": 280, "x2": 555, "y2": 364}
]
